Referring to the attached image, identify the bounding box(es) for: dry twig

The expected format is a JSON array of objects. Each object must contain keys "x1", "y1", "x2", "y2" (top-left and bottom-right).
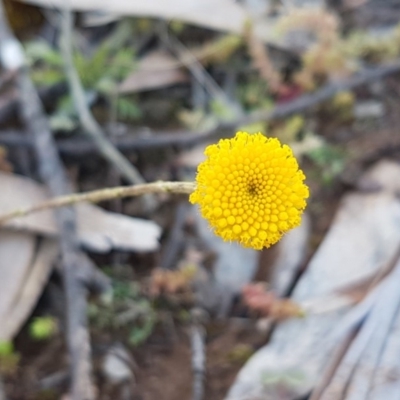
[
  {"x1": 160, "y1": 25, "x2": 242, "y2": 118},
  {"x1": 162, "y1": 31, "x2": 229, "y2": 105}
]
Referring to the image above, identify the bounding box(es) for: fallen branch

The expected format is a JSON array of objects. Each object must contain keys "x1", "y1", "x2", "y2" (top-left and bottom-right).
[
  {"x1": 2, "y1": 59, "x2": 400, "y2": 156},
  {"x1": 0, "y1": 5, "x2": 94, "y2": 400},
  {"x1": 20, "y1": 73, "x2": 94, "y2": 400},
  {"x1": 0, "y1": 128, "x2": 220, "y2": 155},
  {"x1": 248, "y1": 60, "x2": 400, "y2": 122},
  {"x1": 0, "y1": 181, "x2": 195, "y2": 226}
]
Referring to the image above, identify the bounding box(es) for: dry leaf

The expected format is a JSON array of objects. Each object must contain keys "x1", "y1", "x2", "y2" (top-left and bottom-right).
[
  {"x1": 119, "y1": 51, "x2": 188, "y2": 94},
  {"x1": 310, "y1": 257, "x2": 400, "y2": 400},
  {"x1": 0, "y1": 231, "x2": 35, "y2": 324},
  {"x1": 357, "y1": 160, "x2": 400, "y2": 195},
  {"x1": 76, "y1": 203, "x2": 161, "y2": 253},
  {"x1": 0, "y1": 147, "x2": 12, "y2": 173},
  {"x1": 242, "y1": 283, "x2": 304, "y2": 320},
  {"x1": 149, "y1": 265, "x2": 197, "y2": 297},
  {"x1": 0, "y1": 230, "x2": 58, "y2": 341},
  {"x1": 18, "y1": 0, "x2": 274, "y2": 40}
]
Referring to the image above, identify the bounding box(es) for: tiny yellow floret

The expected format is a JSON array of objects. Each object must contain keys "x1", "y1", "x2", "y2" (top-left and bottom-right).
[{"x1": 189, "y1": 131, "x2": 309, "y2": 250}]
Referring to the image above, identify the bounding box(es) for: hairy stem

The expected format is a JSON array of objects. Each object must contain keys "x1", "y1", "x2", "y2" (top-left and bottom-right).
[{"x1": 0, "y1": 181, "x2": 196, "y2": 225}]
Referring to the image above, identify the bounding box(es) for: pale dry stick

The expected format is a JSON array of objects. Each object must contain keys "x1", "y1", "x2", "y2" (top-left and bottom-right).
[
  {"x1": 191, "y1": 324, "x2": 206, "y2": 400},
  {"x1": 19, "y1": 70, "x2": 94, "y2": 400},
  {"x1": 0, "y1": 182, "x2": 196, "y2": 226},
  {"x1": 59, "y1": 10, "x2": 156, "y2": 209},
  {"x1": 161, "y1": 25, "x2": 239, "y2": 113}
]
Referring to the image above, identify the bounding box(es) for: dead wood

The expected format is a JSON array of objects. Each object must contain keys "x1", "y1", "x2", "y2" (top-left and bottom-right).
[
  {"x1": 19, "y1": 72, "x2": 94, "y2": 399},
  {"x1": 0, "y1": 4, "x2": 94, "y2": 399},
  {"x1": 310, "y1": 252, "x2": 400, "y2": 400}
]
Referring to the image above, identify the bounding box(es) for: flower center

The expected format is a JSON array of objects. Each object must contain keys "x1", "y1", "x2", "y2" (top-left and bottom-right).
[{"x1": 247, "y1": 181, "x2": 259, "y2": 197}]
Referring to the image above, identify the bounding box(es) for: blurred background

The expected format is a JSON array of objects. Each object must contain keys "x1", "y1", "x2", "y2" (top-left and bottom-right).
[{"x1": 0, "y1": 0, "x2": 400, "y2": 399}]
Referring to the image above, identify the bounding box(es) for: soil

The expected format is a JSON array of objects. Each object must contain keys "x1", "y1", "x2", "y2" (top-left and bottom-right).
[{"x1": 4, "y1": 319, "x2": 265, "y2": 400}]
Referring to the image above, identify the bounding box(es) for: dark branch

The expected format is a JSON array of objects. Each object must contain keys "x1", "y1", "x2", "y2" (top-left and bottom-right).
[
  {"x1": 0, "y1": 5, "x2": 94, "y2": 400},
  {"x1": 2, "y1": 60, "x2": 400, "y2": 156}
]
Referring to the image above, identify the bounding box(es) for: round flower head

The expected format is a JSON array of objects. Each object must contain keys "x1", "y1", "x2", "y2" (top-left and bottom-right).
[{"x1": 190, "y1": 131, "x2": 309, "y2": 250}]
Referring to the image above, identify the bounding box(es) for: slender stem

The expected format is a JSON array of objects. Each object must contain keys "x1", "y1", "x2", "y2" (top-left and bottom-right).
[{"x1": 0, "y1": 181, "x2": 196, "y2": 225}]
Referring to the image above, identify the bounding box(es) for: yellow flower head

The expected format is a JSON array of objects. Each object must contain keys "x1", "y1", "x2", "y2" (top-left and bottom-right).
[{"x1": 190, "y1": 131, "x2": 309, "y2": 250}]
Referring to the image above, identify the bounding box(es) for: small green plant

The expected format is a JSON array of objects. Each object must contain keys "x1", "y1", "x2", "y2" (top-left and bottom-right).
[
  {"x1": 308, "y1": 145, "x2": 346, "y2": 185},
  {"x1": 227, "y1": 344, "x2": 254, "y2": 364},
  {"x1": 270, "y1": 115, "x2": 305, "y2": 144},
  {"x1": 330, "y1": 91, "x2": 355, "y2": 122},
  {"x1": 343, "y1": 29, "x2": 400, "y2": 64},
  {"x1": 29, "y1": 316, "x2": 58, "y2": 340},
  {"x1": 238, "y1": 78, "x2": 274, "y2": 111},
  {"x1": 89, "y1": 280, "x2": 156, "y2": 347},
  {"x1": 24, "y1": 26, "x2": 140, "y2": 131},
  {"x1": 0, "y1": 341, "x2": 13, "y2": 356},
  {"x1": 128, "y1": 300, "x2": 156, "y2": 347},
  {"x1": 261, "y1": 368, "x2": 308, "y2": 393},
  {"x1": 0, "y1": 341, "x2": 19, "y2": 374},
  {"x1": 116, "y1": 96, "x2": 141, "y2": 121}
]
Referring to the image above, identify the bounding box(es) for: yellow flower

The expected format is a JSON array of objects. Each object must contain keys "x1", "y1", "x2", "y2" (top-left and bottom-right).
[{"x1": 190, "y1": 131, "x2": 309, "y2": 250}]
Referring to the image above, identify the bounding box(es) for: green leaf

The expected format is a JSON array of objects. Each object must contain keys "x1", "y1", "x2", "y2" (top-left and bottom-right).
[
  {"x1": 117, "y1": 97, "x2": 141, "y2": 121},
  {"x1": 0, "y1": 341, "x2": 13, "y2": 356},
  {"x1": 31, "y1": 68, "x2": 65, "y2": 86},
  {"x1": 29, "y1": 317, "x2": 57, "y2": 340},
  {"x1": 128, "y1": 313, "x2": 155, "y2": 347},
  {"x1": 25, "y1": 40, "x2": 64, "y2": 67},
  {"x1": 49, "y1": 113, "x2": 77, "y2": 132}
]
